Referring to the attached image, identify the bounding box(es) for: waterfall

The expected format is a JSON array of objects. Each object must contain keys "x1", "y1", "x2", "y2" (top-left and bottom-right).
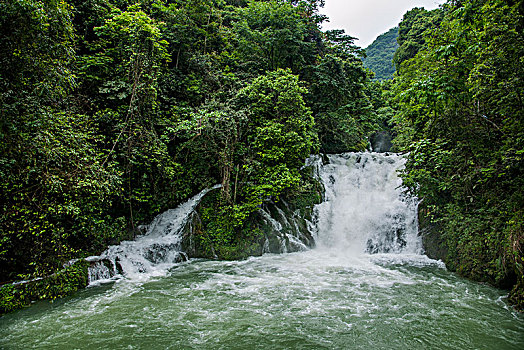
[
  {"x1": 87, "y1": 152, "x2": 421, "y2": 285},
  {"x1": 315, "y1": 152, "x2": 422, "y2": 256},
  {"x1": 87, "y1": 186, "x2": 220, "y2": 284},
  {"x1": 257, "y1": 202, "x2": 311, "y2": 254}
]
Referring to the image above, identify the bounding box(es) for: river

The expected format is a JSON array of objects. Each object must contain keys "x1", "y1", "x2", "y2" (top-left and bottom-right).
[{"x1": 1, "y1": 153, "x2": 522, "y2": 349}]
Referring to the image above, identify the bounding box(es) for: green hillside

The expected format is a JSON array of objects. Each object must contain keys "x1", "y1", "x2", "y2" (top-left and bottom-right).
[{"x1": 363, "y1": 27, "x2": 399, "y2": 80}]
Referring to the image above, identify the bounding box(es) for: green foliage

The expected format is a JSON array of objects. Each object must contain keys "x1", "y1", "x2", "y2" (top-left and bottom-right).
[
  {"x1": 393, "y1": 7, "x2": 444, "y2": 72},
  {"x1": 393, "y1": 0, "x2": 524, "y2": 309},
  {"x1": 91, "y1": 4, "x2": 169, "y2": 114},
  {"x1": 0, "y1": 260, "x2": 89, "y2": 315},
  {"x1": 0, "y1": 0, "x2": 383, "y2": 312},
  {"x1": 238, "y1": 69, "x2": 317, "y2": 205},
  {"x1": 175, "y1": 69, "x2": 318, "y2": 259},
  {"x1": 0, "y1": 0, "x2": 76, "y2": 104},
  {"x1": 234, "y1": 0, "x2": 309, "y2": 73},
  {"x1": 194, "y1": 191, "x2": 264, "y2": 260},
  {"x1": 187, "y1": 161, "x2": 323, "y2": 260},
  {"x1": 307, "y1": 51, "x2": 374, "y2": 152},
  {"x1": 362, "y1": 27, "x2": 399, "y2": 80},
  {"x1": 0, "y1": 111, "x2": 126, "y2": 279},
  {"x1": 285, "y1": 170, "x2": 324, "y2": 219},
  {"x1": 365, "y1": 79, "x2": 399, "y2": 150}
]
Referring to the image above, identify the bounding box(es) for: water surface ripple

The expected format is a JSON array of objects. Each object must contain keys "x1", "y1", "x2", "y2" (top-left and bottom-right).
[
  {"x1": 1, "y1": 251, "x2": 523, "y2": 349},
  {"x1": 2, "y1": 153, "x2": 522, "y2": 349}
]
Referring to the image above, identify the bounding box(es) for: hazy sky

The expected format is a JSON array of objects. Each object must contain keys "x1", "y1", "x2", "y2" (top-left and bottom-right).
[{"x1": 320, "y1": 0, "x2": 446, "y2": 48}]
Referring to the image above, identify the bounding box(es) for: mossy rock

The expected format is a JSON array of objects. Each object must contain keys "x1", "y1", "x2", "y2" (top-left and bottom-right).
[
  {"x1": 418, "y1": 204, "x2": 447, "y2": 262},
  {"x1": 181, "y1": 166, "x2": 323, "y2": 259},
  {"x1": 508, "y1": 280, "x2": 524, "y2": 312},
  {"x1": 0, "y1": 260, "x2": 89, "y2": 315}
]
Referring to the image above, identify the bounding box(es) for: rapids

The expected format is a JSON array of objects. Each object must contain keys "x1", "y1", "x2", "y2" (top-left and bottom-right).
[{"x1": 1, "y1": 153, "x2": 522, "y2": 349}]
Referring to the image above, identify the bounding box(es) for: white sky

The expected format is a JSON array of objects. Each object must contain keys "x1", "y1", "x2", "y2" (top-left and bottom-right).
[{"x1": 320, "y1": 0, "x2": 446, "y2": 48}]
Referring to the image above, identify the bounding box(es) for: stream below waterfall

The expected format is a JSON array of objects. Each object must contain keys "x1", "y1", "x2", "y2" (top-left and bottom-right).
[{"x1": 1, "y1": 153, "x2": 523, "y2": 349}]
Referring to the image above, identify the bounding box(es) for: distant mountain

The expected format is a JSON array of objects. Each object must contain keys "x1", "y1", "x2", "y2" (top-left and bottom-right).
[{"x1": 362, "y1": 27, "x2": 399, "y2": 80}]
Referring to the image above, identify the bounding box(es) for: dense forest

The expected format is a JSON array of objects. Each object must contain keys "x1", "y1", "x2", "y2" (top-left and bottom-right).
[
  {"x1": 362, "y1": 27, "x2": 398, "y2": 80},
  {"x1": 391, "y1": 0, "x2": 524, "y2": 309},
  {"x1": 1, "y1": 0, "x2": 523, "y2": 312},
  {"x1": 0, "y1": 0, "x2": 375, "y2": 285}
]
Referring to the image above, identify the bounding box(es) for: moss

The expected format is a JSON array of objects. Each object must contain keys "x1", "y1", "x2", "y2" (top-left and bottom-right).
[
  {"x1": 509, "y1": 280, "x2": 524, "y2": 312},
  {"x1": 182, "y1": 163, "x2": 324, "y2": 260},
  {"x1": 0, "y1": 260, "x2": 89, "y2": 315},
  {"x1": 418, "y1": 204, "x2": 447, "y2": 261}
]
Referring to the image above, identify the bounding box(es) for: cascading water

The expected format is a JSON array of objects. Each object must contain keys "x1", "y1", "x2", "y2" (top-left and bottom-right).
[
  {"x1": 315, "y1": 152, "x2": 422, "y2": 256},
  {"x1": 87, "y1": 185, "x2": 220, "y2": 284},
  {"x1": 2, "y1": 152, "x2": 523, "y2": 350},
  {"x1": 87, "y1": 153, "x2": 421, "y2": 284}
]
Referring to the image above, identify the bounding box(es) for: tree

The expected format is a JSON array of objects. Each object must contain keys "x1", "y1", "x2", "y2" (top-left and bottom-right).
[
  {"x1": 393, "y1": 7, "x2": 444, "y2": 72},
  {"x1": 0, "y1": 0, "x2": 386, "y2": 292},
  {"x1": 305, "y1": 29, "x2": 374, "y2": 153},
  {"x1": 392, "y1": 0, "x2": 524, "y2": 309},
  {"x1": 362, "y1": 27, "x2": 399, "y2": 81},
  {"x1": 233, "y1": 0, "x2": 315, "y2": 74},
  {"x1": 0, "y1": 0, "x2": 123, "y2": 280}
]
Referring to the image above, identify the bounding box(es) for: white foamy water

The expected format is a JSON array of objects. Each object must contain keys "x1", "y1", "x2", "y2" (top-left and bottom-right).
[
  {"x1": 1, "y1": 153, "x2": 522, "y2": 349},
  {"x1": 316, "y1": 152, "x2": 421, "y2": 255},
  {"x1": 87, "y1": 185, "x2": 220, "y2": 284}
]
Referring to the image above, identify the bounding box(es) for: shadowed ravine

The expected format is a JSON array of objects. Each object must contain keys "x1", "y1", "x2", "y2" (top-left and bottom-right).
[{"x1": 1, "y1": 153, "x2": 523, "y2": 349}]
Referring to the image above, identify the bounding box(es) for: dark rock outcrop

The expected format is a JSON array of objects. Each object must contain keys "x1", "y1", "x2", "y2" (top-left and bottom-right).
[
  {"x1": 418, "y1": 203, "x2": 447, "y2": 262},
  {"x1": 370, "y1": 131, "x2": 393, "y2": 153}
]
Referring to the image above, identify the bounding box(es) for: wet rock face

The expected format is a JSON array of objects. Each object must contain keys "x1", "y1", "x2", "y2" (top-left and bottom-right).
[
  {"x1": 181, "y1": 159, "x2": 324, "y2": 260},
  {"x1": 181, "y1": 190, "x2": 321, "y2": 259},
  {"x1": 255, "y1": 199, "x2": 317, "y2": 255},
  {"x1": 418, "y1": 204, "x2": 448, "y2": 262},
  {"x1": 371, "y1": 131, "x2": 393, "y2": 153}
]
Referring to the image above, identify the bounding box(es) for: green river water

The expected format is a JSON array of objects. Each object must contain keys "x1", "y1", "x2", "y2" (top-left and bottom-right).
[
  {"x1": 0, "y1": 251, "x2": 523, "y2": 349},
  {"x1": 1, "y1": 153, "x2": 522, "y2": 349}
]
